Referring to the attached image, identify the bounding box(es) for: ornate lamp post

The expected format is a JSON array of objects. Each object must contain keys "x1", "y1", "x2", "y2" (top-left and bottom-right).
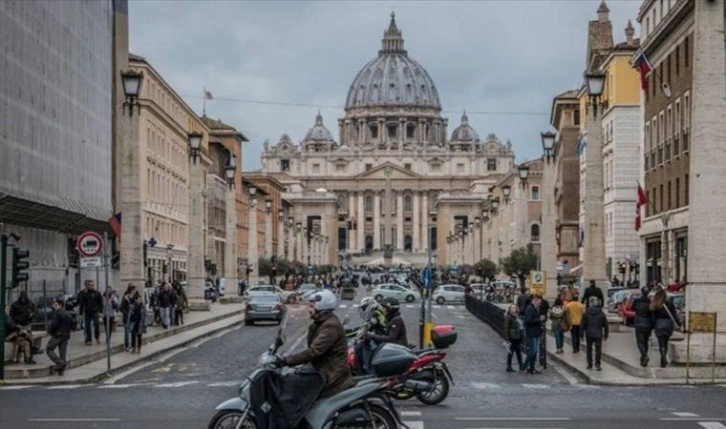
[
  {"x1": 185, "y1": 130, "x2": 209, "y2": 309},
  {"x1": 277, "y1": 209, "x2": 285, "y2": 259},
  {"x1": 223, "y1": 150, "x2": 238, "y2": 296},
  {"x1": 502, "y1": 185, "x2": 511, "y2": 204},
  {"x1": 247, "y1": 186, "x2": 259, "y2": 285},
  {"x1": 518, "y1": 165, "x2": 530, "y2": 188},
  {"x1": 540, "y1": 130, "x2": 558, "y2": 299},
  {"x1": 264, "y1": 199, "x2": 273, "y2": 259}
]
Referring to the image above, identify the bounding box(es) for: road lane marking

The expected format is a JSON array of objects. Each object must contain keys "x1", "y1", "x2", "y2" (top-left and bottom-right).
[
  {"x1": 0, "y1": 385, "x2": 32, "y2": 390},
  {"x1": 699, "y1": 424, "x2": 726, "y2": 429},
  {"x1": 97, "y1": 384, "x2": 137, "y2": 389},
  {"x1": 153, "y1": 381, "x2": 199, "y2": 388},
  {"x1": 207, "y1": 381, "x2": 241, "y2": 387},
  {"x1": 403, "y1": 421, "x2": 424, "y2": 429},
  {"x1": 661, "y1": 418, "x2": 726, "y2": 421},
  {"x1": 47, "y1": 385, "x2": 84, "y2": 390},
  {"x1": 406, "y1": 305, "x2": 415, "y2": 308},
  {"x1": 447, "y1": 305, "x2": 455, "y2": 310},
  {"x1": 673, "y1": 412, "x2": 700, "y2": 417},
  {"x1": 521, "y1": 383, "x2": 550, "y2": 389},
  {"x1": 401, "y1": 411, "x2": 422, "y2": 417},
  {"x1": 456, "y1": 417, "x2": 570, "y2": 421},
  {"x1": 470, "y1": 382, "x2": 501, "y2": 389},
  {"x1": 29, "y1": 418, "x2": 122, "y2": 422},
  {"x1": 340, "y1": 304, "x2": 348, "y2": 308}
]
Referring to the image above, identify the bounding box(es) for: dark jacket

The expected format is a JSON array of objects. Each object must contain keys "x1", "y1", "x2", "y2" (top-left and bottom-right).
[
  {"x1": 582, "y1": 285, "x2": 604, "y2": 308},
  {"x1": 78, "y1": 288, "x2": 103, "y2": 315},
  {"x1": 9, "y1": 292, "x2": 35, "y2": 325},
  {"x1": 516, "y1": 293, "x2": 531, "y2": 314},
  {"x1": 120, "y1": 294, "x2": 133, "y2": 323},
  {"x1": 632, "y1": 294, "x2": 654, "y2": 331},
  {"x1": 523, "y1": 303, "x2": 542, "y2": 338},
  {"x1": 582, "y1": 306, "x2": 609, "y2": 339},
  {"x1": 157, "y1": 289, "x2": 175, "y2": 308},
  {"x1": 370, "y1": 311, "x2": 408, "y2": 346},
  {"x1": 654, "y1": 300, "x2": 681, "y2": 337},
  {"x1": 48, "y1": 309, "x2": 73, "y2": 339},
  {"x1": 503, "y1": 313, "x2": 523, "y2": 341},
  {"x1": 285, "y1": 312, "x2": 354, "y2": 398}
]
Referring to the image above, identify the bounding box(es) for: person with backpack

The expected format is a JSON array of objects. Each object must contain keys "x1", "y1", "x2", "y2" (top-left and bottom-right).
[
  {"x1": 549, "y1": 297, "x2": 570, "y2": 354},
  {"x1": 503, "y1": 304, "x2": 524, "y2": 372},
  {"x1": 582, "y1": 298, "x2": 609, "y2": 370}
]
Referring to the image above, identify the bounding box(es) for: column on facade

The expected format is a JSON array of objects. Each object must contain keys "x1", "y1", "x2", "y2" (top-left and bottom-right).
[
  {"x1": 348, "y1": 193, "x2": 356, "y2": 252},
  {"x1": 302, "y1": 227, "x2": 309, "y2": 265},
  {"x1": 224, "y1": 187, "x2": 238, "y2": 295},
  {"x1": 373, "y1": 192, "x2": 381, "y2": 249},
  {"x1": 359, "y1": 119, "x2": 366, "y2": 144},
  {"x1": 421, "y1": 192, "x2": 429, "y2": 250},
  {"x1": 378, "y1": 119, "x2": 385, "y2": 145},
  {"x1": 357, "y1": 192, "x2": 365, "y2": 252},
  {"x1": 277, "y1": 218, "x2": 285, "y2": 258},
  {"x1": 264, "y1": 208, "x2": 273, "y2": 258},
  {"x1": 583, "y1": 103, "x2": 607, "y2": 297},
  {"x1": 396, "y1": 191, "x2": 404, "y2": 250},
  {"x1": 399, "y1": 118, "x2": 405, "y2": 141},
  {"x1": 473, "y1": 223, "x2": 480, "y2": 263},
  {"x1": 247, "y1": 199, "x2": 259, "y2": 285},
  {"x1": 412, "y1": 192, "x2": 420, "y2": 251},
  {"x1": 119, "y1": 113, "x2": 145, "y2": 286},
  {"x1": 541, "y1": 160, "x2": 558, "y2": 300},
  {"x1": 297, "y1": 225, "x2": 303, "y2": 263},
  {"x1": 187, "y1": 158, "x2": 208, "y2": 308}
]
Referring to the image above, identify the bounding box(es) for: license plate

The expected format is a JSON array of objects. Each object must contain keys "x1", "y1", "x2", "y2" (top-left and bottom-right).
[{"x1": 258, "y1": 306, "x2": 272, "y2": 311}]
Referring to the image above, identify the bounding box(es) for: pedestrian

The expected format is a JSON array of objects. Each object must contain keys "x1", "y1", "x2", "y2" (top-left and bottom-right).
[
  {"x1": 632, "y1": 287, "x2": 654, "y2": 367},
  {"x1": 46, "y1": 298, "x2": 73, "y2": 375},
  {"x1": 565, "y1": 296, "x2": 585, "y2": 353},
  {"x1": 157, "y1": 283, "x2": 173, "y2": 329},
  {"x1": 650, "y1": 287, "x2": 683, "y2": 368},
  {"x1": 120, "y1": 284, "x2": 136, "y2": 352},
  {"x1": 129, "y1": 291, "x2": 147, "y2": 354},
  {"x1": 9, "y1": 291, "x2": 36, "y2": 351},
  {"x1": 516, "y1": 287, "x2": 530, "y2": 315},
  {"x1": 503, "y1": 304, "x2": 524, "y2": 372},
  {"x1": 549, "y1": 298, "x2": 569, "y2": 354},
  {"x1": 173, "y1": 282, "x2": 188, "y2": 326},
  {"x1": 581, "y1": 280, "x2": 604, "y2": 308},
  {"x1": 78, "y1": 279, "x2": 103, "y2": 345},
  {"x1": 523, "y1": 295, "x2": 544, "y2": 374},
  {"x1": 582, "y1": 299, "x2": 609, "y2": 370},
  {"x1": 102, "y1": 286, "x2": 119, "y2": 341}
]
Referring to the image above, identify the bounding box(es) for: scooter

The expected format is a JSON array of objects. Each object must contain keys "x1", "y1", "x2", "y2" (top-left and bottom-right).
[{"x1": 209, "y1": 312, "x2": 411, "y2": 429}]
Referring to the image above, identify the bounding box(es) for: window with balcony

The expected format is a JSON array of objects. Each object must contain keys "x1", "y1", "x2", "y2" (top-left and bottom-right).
[
  {"x1": 365, "y1": 195, "x2": 373, "y2": 211},
  {"x1": 404, "y1": 195, "x2": 412, "y2": 211},
  {"x1": 407, "y1": 124, "x2": 416, "y2": 139},
  {"x1": 369, "y1": 125, "x2": 378, "y2": 139},
  {"x1": 387, "y1": 124, "x2": 397, "y2": 139}
]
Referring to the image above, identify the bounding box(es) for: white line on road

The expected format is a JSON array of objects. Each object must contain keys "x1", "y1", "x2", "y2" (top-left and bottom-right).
[
  {"x1": 672, "y1": 412, "x2": 700, "y2": 417},
  {"x1": 207, "y1": 381, "x2": 242, "y2": 387},
  {"x1": 97, "y1": 384, "x2": 138, "y2": 389},
  {"x1": 456, "y1": 417, "x2": 570, "y2": 421},
  {"x1": 447, "y1": 305, "x2": 455, "y2": 310},
  {"x1": 699, "y1": 423, "x2": 726, "y2": 429},
  {"x1": 28, "y1": 418, "x2": 122, "y2": 422},
  {"x1": 153, "y1": 381, "x2": 199, "y2": 388},
  {"x1": 403, "y1": 421, "x2": 424, "y2": 429},
  {"x1": 521, "y1": 383, "x2": 550, "y2": 389},
  {"x1": 470, "y1": 382, "x2": 501, "y2": 389},
  {"x1": 400, "y1": 411, "x2": 422, "y2": 417},
  {"x1": 340, "y1": 304, "x2": 348, "y2": 308},
  {"x1": 661, "y1": 418, "x2": 726, "y2": 421},
  {"x1": 0, "y1": 385, "x2": 32, "y2": 390},
  {"x1": 406, "y1": 305, "x2": 415, "y2": 309},
  {"x1": 46, "y1": 385, "x2": 84, "y2": 390}
]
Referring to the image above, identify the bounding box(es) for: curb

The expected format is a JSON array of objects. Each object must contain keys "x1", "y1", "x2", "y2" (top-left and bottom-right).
[{"x1": 2, "y1": 313, "x2": 244, "y2": 386}]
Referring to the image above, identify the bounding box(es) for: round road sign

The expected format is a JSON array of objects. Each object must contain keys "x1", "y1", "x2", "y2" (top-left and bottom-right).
[{"x1": 77, "y1": 231, "x2": 103, "y2": 257}]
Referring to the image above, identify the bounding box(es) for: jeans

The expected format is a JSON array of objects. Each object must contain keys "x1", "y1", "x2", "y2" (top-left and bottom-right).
[
  {"x1": 657, "y1": 335, "x2": 670, "y2": 366},
  {"x1": 570, "y1": 325, "x2": 581, "y2": 353},
  {"x1": 507, "y1": 339, "x2": 524, "y2": 370},
  {"x1": 160, "y1": 307, "x2": 171, "y2": 328},
  {"x1": 586, "y1": 337, "x2": 602, "y2": 367},
  {"x1": 46, "y1": 336, "x2": 69, "y2": 368},
  {"x1": 84, "y1": 312, "x2": 100, "y2": 343},
  {"x1": 124, "y1": 320, "x2": 132, "y2": 350},
  {"x1": 524, "y1": 336, "x2": 540, "y2": 371},
  {"x1": 635, "y1": 328, "x2": 652, "y2": 359},
  {"x1": 554, "y1": 329, "x2": 565, "y2": 350}
]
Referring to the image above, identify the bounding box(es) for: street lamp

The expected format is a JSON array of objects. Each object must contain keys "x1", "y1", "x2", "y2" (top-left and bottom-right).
[
  {"x1": 491, "y1": 198, "x2": 500, "y2": 214},
  {"x1": 265, "y1": 199, "x2": 272, "y2": 213},
  {"x1": 502, "y1": 185, "x2": 511, "y2": 203},
  {"x1": 248, "y1": 186, "x2": 257, "y2": 208},
  {"x1": 475, "y1": 217, "x2": 481, "y2": 227},
  {"x1": 541, "y1": 131, "x2": 556, "y2": 163},
  {"x1": 296, "y1": 222, "x2": 302, "y2": 232},
  {"x1": 278, "y1": 209, "x2": 284, "y2": 221},
  {"x1": 482, "y1": 211, "x2": 490, "y2": 223},
  {"x1": 120, "y1": 70, "x2": 143, "y2": 117},
  {"x1": 224, "y1": 151, "x2": 236, "y2": 189},
  {"x1": 518, "y1": 165, "x2": 530, "y2": 188},
  {"x1": 188, "y1": 132, "x2": 203, "y2": 164},
  {"x1": 584, "y1": 70, "x2": 606, "y2": 114}
]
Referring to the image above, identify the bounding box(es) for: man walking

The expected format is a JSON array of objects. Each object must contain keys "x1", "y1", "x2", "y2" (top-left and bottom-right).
[
  {"x1": 78, "y1": 280, "x2": 103, "y2": 345},
  {"x1": 523, "y1": 294, "x2": 544, "y2": 374},
  {"x1": 46, "y1": 298, "x2": 73, "y2": 375},
  {"x1": 581, "y1": 280, "x2": 604, "y2": 308},
  {"x1": 566, "y1": 297, "x2": 585, "y2": 353},
  {"x1": 582, "y1": 298, "x2": 609, "y2": 370}
]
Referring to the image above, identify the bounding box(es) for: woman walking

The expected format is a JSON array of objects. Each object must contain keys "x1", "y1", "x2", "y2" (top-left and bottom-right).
[
  {"x1": 120, "y1": 284, "x2": 136, "y2": 352},
  {"x1": 632, "y1": 287, "x2": 654, "y2": 367},
  {"x1": 129, "y1": 291, "x2": 147, "y2": 354},
  {"x1": 650, "y1": 288, "x2": 683, "y2": 367},
  {"x1": 102, "y1": 287, "x2": 119, "y2": 342},
  {"x1": 503, "y1": 304, "x2": 524, "y2": 372},
  {"x1": 549, "y1": 298, "x2": 569, "y2": 354}
]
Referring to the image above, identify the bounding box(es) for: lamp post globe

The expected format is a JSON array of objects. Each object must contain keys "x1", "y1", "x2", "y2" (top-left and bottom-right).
[{"x1": 584, "y1": 71, "x2": 606, "y2": 97}]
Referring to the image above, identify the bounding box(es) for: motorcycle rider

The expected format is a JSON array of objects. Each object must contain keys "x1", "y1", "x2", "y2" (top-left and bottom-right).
[
  {"x1": 276, "y1": 289, "x2": 354, "y2": 398},
  {"x1": 354, "y1": 297, "x2": 387, "y2": 374},
  {"x1": 367, "y1": 297, "x2": 408, "y2": 346}
]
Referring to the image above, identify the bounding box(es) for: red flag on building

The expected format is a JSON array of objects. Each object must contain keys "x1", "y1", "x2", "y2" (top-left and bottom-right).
[
  {"x1": 108, "y1": 212, "x2": 122, "y2": 239},
  {"x1": 635, "y1": 183, "x2": 648, "y2": 231},
  {"x1": 636, "y1": 52, "x2": 653, "y2": 92}
]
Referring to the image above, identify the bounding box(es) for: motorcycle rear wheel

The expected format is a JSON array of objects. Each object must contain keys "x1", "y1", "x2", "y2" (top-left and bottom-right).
[
  {"x1": 333, "y1": 404, "x2": 397, "y2": 429},
  {"x1": 208, "y1": 410, "x2": 255, "y2": 429},
  {"x1": 415, "y1": 369, "x2": 450, "y2": 406}
]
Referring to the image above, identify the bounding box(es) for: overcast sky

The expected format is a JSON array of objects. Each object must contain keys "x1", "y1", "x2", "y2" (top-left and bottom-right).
[{"x1": 129, "y1": 0, "x2": 641, "y2": 171}]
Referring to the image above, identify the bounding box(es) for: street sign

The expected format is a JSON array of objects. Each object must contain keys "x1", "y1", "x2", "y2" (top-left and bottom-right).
[
  {"x1": 80, "y1": 257, "x2": 103, "y2": 268},
  {"x1": 422, "y1": 266, "x2": 432, "y2": 290},
  {"x1": 530, "y1": 270, "x2": 546, "y2": 297},
  {"x1": 77, "y1": 231, "x2": 103, "y2": 257},
  {"x1": 689, "y1": 311, "x2": 717, "y2": 333}
]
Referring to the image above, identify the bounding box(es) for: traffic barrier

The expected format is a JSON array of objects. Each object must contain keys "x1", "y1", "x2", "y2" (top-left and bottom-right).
[{"x1": 464, "y1": 294, "x2": 505, "y2": 338}]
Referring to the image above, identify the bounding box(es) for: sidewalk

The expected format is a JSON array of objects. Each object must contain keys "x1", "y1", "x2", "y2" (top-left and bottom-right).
[
  {"x1": 2, "y1": 302, "x2": 245, "y2": 385},
  {"x1": 546, "y1": 326, "x2": 726, "y2": 385}
]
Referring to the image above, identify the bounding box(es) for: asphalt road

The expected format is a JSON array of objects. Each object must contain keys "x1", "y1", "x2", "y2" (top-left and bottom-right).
[{"x1": 1, "y1": 287, "x2": 726, "y2": 429}]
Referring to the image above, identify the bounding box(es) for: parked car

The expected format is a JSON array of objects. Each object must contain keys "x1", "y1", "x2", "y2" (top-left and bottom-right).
[
  {"x1": 608, "y1": 289, "x2": 633, "y2": 313},
  {"x1": 617, "y1": 290, "x2": 642, "y2": 325},
  {"x1": 371, "y1": 283, "x2": 421, "y2": 303},
  {"x1": 297, "y1": 283, "x2": 319, "y2": 297},
  {"x1": 245, "y1": 285, "x2": 297, "y2": 304},
  {"x1": 432, "y1": 284, "x2": 466, "y2": 305},
  {"x1": 669, "y1": 292, "x2": 686, "y2": 325},
  {"x1": 244, "y1": 294, "x2": 286, "y2": 326}
]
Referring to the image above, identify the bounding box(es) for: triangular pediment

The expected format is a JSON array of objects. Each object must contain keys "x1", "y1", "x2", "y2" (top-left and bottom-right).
[{"x1": 356, "y1": 162, "x2": 420, "y2": 179}]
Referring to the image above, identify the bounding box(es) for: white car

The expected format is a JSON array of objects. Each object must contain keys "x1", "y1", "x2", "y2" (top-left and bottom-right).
[
  {"x1": 371, "y1": 283, "x2": 421, "y2": 303},
  {"x1": 432, "y1": 284, "x2": 466, "y2": 305},
  {"x1": 246, "y1": 285, "x2": 298, "y2": 304}
]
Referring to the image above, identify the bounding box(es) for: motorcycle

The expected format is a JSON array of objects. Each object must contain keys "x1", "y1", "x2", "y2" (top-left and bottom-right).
[
  {"x1": 346, "y1": 307, "x2": 456, "y2": 406},
  {"x1": 209, "y1": 312, "x2": 411, "y2": 429}
]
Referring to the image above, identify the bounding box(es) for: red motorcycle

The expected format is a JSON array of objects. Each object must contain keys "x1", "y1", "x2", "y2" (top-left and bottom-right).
[{"x1": 347, "y1": 325, "x2": 457, "y2": 405}]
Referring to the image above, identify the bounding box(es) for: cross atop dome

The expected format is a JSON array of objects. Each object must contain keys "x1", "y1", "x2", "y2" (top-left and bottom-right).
[{"x1": 380, "y1": 12, "x2": 407, "y2": 56}]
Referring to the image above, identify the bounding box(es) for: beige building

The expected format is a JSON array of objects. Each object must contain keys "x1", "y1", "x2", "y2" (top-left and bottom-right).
[{"x1": 260, "y1": 14, "x2": 516, "y2": 267}]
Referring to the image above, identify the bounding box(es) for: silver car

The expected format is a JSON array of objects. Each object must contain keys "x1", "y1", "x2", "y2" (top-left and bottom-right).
[
  {"x1": 246, "y1": 285, "x2": 298, "y2": 304},
  {"x1": 433, "y1": 284, "x2": 466, "y2": 305},
  {"x1": 244, "y1": 294, "x2": 286, "y2": 325},
  {"x1": 371, "y1": 283, "x2": 421, "y2": 303}
]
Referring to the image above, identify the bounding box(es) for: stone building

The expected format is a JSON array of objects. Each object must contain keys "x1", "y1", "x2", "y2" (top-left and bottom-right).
[
  {"x1": 0, "y1": 0, "x2": 115, "y2": 295},
  {"x1": 260, "y1": 13, "x2": 516, "y2": 267}
]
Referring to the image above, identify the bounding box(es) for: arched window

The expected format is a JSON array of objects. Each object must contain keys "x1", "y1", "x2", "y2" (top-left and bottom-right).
[
  {"x1": 530, "y1": 224, "x2": 540, "y2": 242},
  {"x1": 404, "y1": 195, "x2": 412, "y2": 212},
  {"x1": 365, "y1": 195, "x2": 373, "y2": 211}
]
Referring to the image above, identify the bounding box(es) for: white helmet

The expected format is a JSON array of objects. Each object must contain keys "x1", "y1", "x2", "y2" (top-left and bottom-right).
[
  {"x1": 359, "y1": 297, "x2": 375, "y2": 310},
  {"x1": 307, "y1": 289, "x2": 337, "y2": 311}
]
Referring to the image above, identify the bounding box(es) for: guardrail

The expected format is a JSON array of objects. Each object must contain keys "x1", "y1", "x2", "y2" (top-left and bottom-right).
[{"x1": 465, "y1": 294, "x2": 506, "y2": 338}]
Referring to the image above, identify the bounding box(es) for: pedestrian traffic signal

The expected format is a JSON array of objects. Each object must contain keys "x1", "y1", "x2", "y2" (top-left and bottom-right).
[{"x1": 11, "y1": 247, "x2": 30, "y2": 288}]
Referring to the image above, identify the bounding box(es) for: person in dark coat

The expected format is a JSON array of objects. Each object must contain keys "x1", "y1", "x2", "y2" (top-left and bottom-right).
[
  {"x1": 78, "y1": 279, "x2": 103, "y2": 345},
  {"x1": 650, "y1": 288, "x2": 683, "y2": 368},
  {"x1": 632, "y1": 288, "x2": 654, "y2": 367},
  {"x1": 516, "y1": 288, "x2": 531, "y2": 315},
  {"x1": 581, "y1": 280, "x2": 604, "y2": 308},
  {"x1": 280, "y1": 290, "x2": 354, "y2": 398},
  {"x1": 46, "y1": 298, "x2": 73, "y2": 375},
  {"x1": 119, "y1": 284, "x2": 137, "y2": 352},
  {"x1": 503, "y1": 304, "x2": 524, "y2": 372},
  {"x1": 523, "y1": 295, "x2": 544, "y2": 374},
  {"x1": 368, "y1": 297, "x2": 408, "y2": 346},
  {"x1": 582, "y1": 301, "x2": 609, "y2": 370},
  {"x1": 9, "y1": 291, "x2": 36, "y2": 355}
]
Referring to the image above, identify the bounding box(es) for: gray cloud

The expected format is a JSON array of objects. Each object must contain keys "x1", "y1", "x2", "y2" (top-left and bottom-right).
[{"x1": 129, "y1": 0, "x2": 640, "y2": 170}]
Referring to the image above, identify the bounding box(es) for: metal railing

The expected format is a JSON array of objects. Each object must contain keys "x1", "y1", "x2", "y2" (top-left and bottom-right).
[{"x1": 465, "y1": 294, "x2": 505, "y2": 338}]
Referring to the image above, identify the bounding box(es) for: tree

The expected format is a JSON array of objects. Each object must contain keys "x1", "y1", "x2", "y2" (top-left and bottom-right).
[
  {"x1": 499, "y1": 245, "x2": 538, "y2": 289},
  {"x1": 474, "y1": 259, "x2": 498, "y2": 282}
]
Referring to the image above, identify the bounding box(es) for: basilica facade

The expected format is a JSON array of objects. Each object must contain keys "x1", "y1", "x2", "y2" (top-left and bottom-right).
[{"x1": 260, "y1": 14, "x2": 516, "y2": 266}]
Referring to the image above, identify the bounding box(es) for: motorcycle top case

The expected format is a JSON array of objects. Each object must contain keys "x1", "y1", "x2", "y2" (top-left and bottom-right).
[
  {"x1": 371, "y1": 343, "x2": 417, "y2": 377},
  {"x1": 432, "y1": 325, "x2": 457, "y2": 349}
]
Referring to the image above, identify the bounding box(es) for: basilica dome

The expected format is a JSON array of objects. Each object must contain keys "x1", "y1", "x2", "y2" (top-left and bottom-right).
[
  {"x1": 450, "y1": 112, "x2": 479, "y2": 143},
  {"x1": 345, "y1": 13, "x2": 441, "y2": 111},
  {"x1": 303, "y1": 112, "x2": 335, "y2": 143}
]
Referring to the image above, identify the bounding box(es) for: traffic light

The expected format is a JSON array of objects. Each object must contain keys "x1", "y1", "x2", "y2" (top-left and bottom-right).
[
  {"x1": 346, "y1": 221, "x2": 352, "y2": 230},
  {"x1": 11, "y1": 247, "x2": 30, "y2": 288},
  {"x1": 619, "y1": 262, "x2": 627, "y2": 275}
]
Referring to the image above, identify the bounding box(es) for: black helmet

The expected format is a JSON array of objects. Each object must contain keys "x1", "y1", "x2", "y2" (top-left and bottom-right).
[{"x1": 380, "y1": 297, "x2": 400, "y2": 310}]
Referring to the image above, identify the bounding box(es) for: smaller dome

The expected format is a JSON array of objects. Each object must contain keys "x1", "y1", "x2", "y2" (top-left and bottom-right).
[
  {"x1": 450, "y1": 112, "x2": 479, "y2": 143},
  {"x1": 304, "y1": 112, "x2": 334, "y2": 143},
  {"x1": 276, "y1": 133, "x2": 296, "y2": 151}
]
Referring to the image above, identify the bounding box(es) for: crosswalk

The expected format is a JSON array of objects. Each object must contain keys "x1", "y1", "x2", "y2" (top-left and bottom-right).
[{"x1": 660, "y1": 412, "x2": 726, "y2": 429}]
